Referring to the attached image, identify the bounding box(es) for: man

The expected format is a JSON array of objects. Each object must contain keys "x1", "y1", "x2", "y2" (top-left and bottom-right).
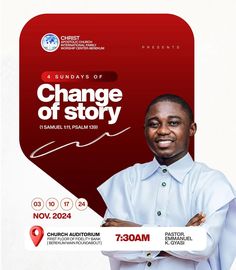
[{"x1": 97, "y1": 94, "x2": 236, "y2": 270}]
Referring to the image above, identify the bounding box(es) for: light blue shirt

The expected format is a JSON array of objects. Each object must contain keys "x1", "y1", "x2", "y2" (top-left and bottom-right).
[{"x1": 98, "y1": 153, "x2": 236, "y2": 270}]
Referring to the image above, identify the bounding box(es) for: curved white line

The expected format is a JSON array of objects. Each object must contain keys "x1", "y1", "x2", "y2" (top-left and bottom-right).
[{"x1": 30, "y1": 127, "x2": 131, "y2": 159}]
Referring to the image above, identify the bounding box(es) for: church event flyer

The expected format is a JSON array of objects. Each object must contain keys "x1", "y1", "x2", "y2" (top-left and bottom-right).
[{"x1": 1, "y1": 2, "x2": 236, "y2": 270}]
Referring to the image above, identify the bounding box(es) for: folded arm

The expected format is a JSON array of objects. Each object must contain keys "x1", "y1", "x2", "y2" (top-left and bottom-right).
[
  {"x1": 166, "y1": 204, "x2": 229, "y2": 262},
  {"x1": 101, "y1": 205, "x2": 228, "y2": 263},
  {"x1": 101, "y1": 210, "x2": 159, "y2": 262}
]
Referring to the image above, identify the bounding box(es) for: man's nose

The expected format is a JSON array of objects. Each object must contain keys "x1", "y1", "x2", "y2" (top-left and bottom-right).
[{"x1": 157, "y1": 124, "x2": 171, "y2": 135}]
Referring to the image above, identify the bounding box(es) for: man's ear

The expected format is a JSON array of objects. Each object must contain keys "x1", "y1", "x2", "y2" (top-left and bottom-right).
[{"x1": 189, "y1": 122, "x2": 197, "y2": 136}]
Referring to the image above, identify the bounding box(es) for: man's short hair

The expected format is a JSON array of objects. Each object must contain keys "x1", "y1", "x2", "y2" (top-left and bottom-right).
[{"x1": 146, "y1": 94, "x2": 194, "y2": 122}]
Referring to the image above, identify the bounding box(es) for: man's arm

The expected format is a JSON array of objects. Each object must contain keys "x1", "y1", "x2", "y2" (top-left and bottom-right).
[
  {"x1": 166, "y1": 204, "x2": 229, "y2": 262},
  {"x1": 101, "y1": 210, "x2": 160, "y2": 263},
  {"x1": 157, "y1": 212, "x2": 206, "y2": 257},
  {"x1": 101, "y1": 211, "x2": 207, "y2": 262},
  {"x1": 102, "y1": 212, "x2": 206, "y2": 227}
]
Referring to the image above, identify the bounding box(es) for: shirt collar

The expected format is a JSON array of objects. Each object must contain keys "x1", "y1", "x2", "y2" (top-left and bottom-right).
[{"x1": 141, "y1": 153, "x2": 194, "y2": 183}]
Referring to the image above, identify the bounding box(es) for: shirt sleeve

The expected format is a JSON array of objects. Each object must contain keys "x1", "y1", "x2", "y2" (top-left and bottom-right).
[
  {"x1": 166, "y1": 204, "x2": 229, "y2": 262},
  {"x1": 101, "y1": 209, "x2": 160, "y2": 263}
]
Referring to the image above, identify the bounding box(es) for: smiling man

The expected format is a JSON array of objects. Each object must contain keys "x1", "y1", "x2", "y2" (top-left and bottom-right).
[
  {"x1": 97, "y1": 94, "x2": 236, "y2": 270},
  {"x1": 144, "y1": 95, "x2": 196, "y2": 165}
]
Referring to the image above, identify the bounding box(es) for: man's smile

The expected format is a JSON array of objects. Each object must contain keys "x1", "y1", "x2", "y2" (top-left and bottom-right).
[{"x1": 155, "y1": 138, "x2": 175, "y2": 148}]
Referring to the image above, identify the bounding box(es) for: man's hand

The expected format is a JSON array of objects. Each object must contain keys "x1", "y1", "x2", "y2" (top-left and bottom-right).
[
  {"x1": 185, "y1": 212, "x2": 206, "y2": 227},
  {"x1": 102, "y1": 218, "x2": 141, "y2": 227},
  {"x1": 159, "y1": 212, "x2": 206, "y2": 257}
]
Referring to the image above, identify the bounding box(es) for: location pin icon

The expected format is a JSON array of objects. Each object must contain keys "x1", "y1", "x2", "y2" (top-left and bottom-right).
[{"x1": 30, "y1": 226, "x2": 44, "y2": 246}]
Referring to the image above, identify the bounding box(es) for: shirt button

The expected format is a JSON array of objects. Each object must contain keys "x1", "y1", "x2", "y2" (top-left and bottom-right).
[
  {"x1": 147, "y1": 262, "x2": 152, "y2": 267},
  {"x1": 162, "y1": 168, "x2": 167, "y2": 173},
  {"x1": 162, "y1": 182, "x2": 166, "y2": 187},
  {"x1": 157, "y1": 211, "x2": 161, "y2": 216}
]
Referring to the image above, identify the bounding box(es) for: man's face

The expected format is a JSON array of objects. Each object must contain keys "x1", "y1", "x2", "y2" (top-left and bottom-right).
[{"x1": 144, "y1": 101, "x2": 196, "y2": 165}]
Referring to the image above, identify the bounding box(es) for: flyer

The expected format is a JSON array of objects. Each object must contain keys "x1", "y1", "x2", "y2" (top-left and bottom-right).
[
  {"x1": 19, "y1": 14, "x2": 194, "y2": 216},
  {"x1": 1, "y1": 1, "x2": 236, "y2": 270}
]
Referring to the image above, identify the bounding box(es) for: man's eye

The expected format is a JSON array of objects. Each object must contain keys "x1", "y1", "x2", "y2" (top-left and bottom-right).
[
  {"x1": 148, "y1": 122, "x2": 159, "y2": 128},
  {"x1": 169, "y1": 121, "x2": 179, "y2": 127}
]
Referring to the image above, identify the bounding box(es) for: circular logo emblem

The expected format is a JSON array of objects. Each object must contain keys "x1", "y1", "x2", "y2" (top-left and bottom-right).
[{"x1": 41, "y1": 33, "x2": 60, "y2": 52}]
